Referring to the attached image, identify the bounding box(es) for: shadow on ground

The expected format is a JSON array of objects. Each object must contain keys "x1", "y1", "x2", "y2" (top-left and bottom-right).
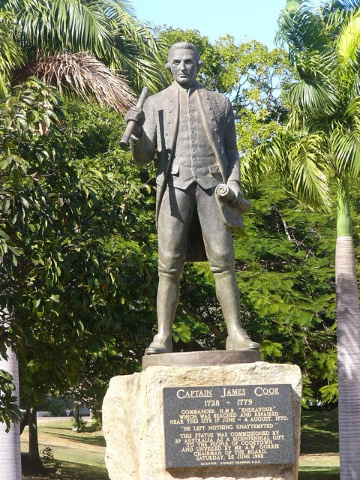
[
  {"x1": 57, "y1": 461, "x2": 110, "y2": 480},
  {"x1": 50, "y1": 432, "x2": 106, "y2": 448},
  {"x1": 299, "y1": 467, "x2": 339, "y2": 480},
  {"x1": 22, "y1": 460, "x2": 109, "y2": 480},
  {"x1": 301, "y1": 408, "x2": 339, "y2": 455}
]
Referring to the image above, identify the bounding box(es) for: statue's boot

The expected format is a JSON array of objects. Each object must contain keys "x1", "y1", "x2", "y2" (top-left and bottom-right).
[
  {"x1": 214, "y1": 271, "x2": 260, "y2": 351},
  {"x1": 145, "y1": 275, "x2": 179, "y2": 355},
  {"x1": 144, "y1": 333, "x2": 173, "y2": 355},
  {"x1": 225, "y1": 331, "x2": 260, "y2": 350}
]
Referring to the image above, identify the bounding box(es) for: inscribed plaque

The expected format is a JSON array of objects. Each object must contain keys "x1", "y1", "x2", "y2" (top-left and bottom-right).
[{"x1": 163, "y1": 384, "x2": 295, "y2": 468}]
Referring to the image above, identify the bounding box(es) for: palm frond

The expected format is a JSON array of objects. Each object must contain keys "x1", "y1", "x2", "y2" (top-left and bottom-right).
[
  {"x1": 102, "y1": 0, "x2": 135, "y2": 19},
  {"x1": 111, "y1": 9, "x2": 169, "y2": 92},
  {"x1": 11, "y1": 52, "x2": 136, "y2": 113},
  {"x1": 330, "y1": 121, "x2": 360, "y2": 175},
  {"x1": 288, "y1": 133, "x2": 332, "y2": 209},
  {"x1": 337, "y1": 10, "x2": 360, "y2": 63},
  {"x1": 0, "y1": 10, "x2": 23, "y2": 96},
  {"x1": 9, "y1": 0, "x2": 114, "y2": 59},
  {"x1": 277, "y1": 3, "x2": 331, "y2": 56},
  {"x1": 263, "y1": 131, "x2": 332, "y2": 210},
  {"x1": 4, "y1": 0, "x2": 166, "y2": 95},
  {"x1": 241, "y1": 145, "x2": 272, "y2": 194},
  {"x1": 343, "y1": 95, "x2": 360, "y2": 119},
  {"x1": 288, "y1": 77, "x2": 338, "y2": 116},
  {"x1": 332, "y1": 0, "x2": 360, "y2": 10}
]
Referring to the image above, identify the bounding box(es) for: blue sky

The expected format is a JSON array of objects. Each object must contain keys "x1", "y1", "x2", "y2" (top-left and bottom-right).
[{"x1": 132, "y1": 0, "x2": 316, "y2": 48}]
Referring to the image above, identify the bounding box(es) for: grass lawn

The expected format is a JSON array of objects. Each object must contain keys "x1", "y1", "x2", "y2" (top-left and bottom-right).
[
  {"x1": 21, "y1": 409, "x2": 340, "y2": 479},
  {"x1": 21, "y1": 418, "x2": 109, "y2": 480},
  {"x1": 299, "y1": 408, "x2": 339, "y2": 480}
]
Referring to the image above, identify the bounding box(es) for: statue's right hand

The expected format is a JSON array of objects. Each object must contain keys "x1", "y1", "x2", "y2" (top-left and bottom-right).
[{"x1": 125, "y1": 106, "x2": 145, "y2": 136}]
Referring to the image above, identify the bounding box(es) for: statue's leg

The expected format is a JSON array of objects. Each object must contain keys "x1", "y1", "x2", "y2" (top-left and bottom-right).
[
  {"x1": 144, "y1": 273, "x2": 180, "y2": 355},
  {"x1": 196, "y1": 185, "x2": 260, "y2": 351},
  {"x1": 145, "y1": 185, "x2": 195, "y2": 355},
  {"x1": 213, "y1": 270, "x2": 260, "y2": 350}
]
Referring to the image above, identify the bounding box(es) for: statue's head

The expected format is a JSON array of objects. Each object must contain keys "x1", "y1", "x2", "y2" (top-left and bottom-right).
[{"x1": 165, "y1": 42, "x2": 204, "y2": 86}]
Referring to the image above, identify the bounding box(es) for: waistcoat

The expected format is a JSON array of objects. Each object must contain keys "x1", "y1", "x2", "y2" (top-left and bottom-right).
[{"x1": 168, "y1": 87, "x2": 222, "y2": 191}]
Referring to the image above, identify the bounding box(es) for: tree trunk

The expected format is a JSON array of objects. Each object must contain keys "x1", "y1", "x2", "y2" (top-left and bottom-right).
[
  {"x1": 73, "y1": 401, "x2": 80, "y2": 431},
  {"x1": 336, "y1": 178, "x2": 360, "y2": 479},
  {"x1": 28, "y1": 406, "x2": 42, "y2": 469},
  {"x1": 0, "y1": 348, "x2": 22, "y2": 480}
]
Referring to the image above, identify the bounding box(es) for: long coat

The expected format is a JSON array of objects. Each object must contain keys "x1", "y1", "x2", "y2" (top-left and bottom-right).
[{"x1": 130, "y1": 81, "x2": 243, "y2": 261}]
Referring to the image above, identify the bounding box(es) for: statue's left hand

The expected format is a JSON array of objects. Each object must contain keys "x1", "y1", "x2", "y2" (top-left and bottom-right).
[{"x1": 226, "y1": 180, "x2": 244, "y2": 207}]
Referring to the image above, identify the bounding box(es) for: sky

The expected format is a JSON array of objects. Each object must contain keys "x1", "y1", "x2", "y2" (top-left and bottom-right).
[{"x1": 132, "y1": 0, "x2": 310, "y2": 48}]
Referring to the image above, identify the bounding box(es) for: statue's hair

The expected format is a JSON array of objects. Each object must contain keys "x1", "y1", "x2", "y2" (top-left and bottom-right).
[{"x1": 166, "y1": 42, "x2": 204, "y2": 70}]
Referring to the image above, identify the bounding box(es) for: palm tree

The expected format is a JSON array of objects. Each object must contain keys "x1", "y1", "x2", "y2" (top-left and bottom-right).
[
  {"x1": 264, "y1": 1, "x2": 360, "y2": 477},
  {"x1": 0, "y1": 0, "x2": 168, "y2": 109}
]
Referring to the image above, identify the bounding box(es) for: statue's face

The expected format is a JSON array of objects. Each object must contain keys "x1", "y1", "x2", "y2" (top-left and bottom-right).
[{"x1": 169, "y1": 48, "x2": 199, "y2": 86}]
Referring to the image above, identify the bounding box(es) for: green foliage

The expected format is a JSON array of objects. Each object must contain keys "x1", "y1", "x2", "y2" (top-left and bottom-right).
[
  {"x1": 0, "y1": 10, "x2": 23, "y2": 96},
  {"x1": 91, "y1": 414, "x2": 102, "y2": 431},
  {"x1": 72, "y1": 416, "x2": 87, "y2": 433},
  {"x1": 271, "y1": 0, "x2": 360, "y2": 205},
  {"x1": 0, "y1": 368, "x2": 21, "y2": 431},
  {"x1": 264, "y1": 4, "x2": 360, "y2": 433},
  {"x1": 0, "y1": 79, "x2": 158, "y2": 419},
  {"x1": 239, "y1": 178, "x2": 337, "y2": 403},
  {"x1": 214, "y1": 37, "x2": 292, "y2": 112},
  {"x1": 41, "y1": 446, "x2": 59, "y2": 468}
]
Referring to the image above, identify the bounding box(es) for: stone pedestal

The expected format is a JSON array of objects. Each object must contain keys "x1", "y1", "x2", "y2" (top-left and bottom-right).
[{"x1": 102, "y1": 359, "x2": 302, "y2": 480}]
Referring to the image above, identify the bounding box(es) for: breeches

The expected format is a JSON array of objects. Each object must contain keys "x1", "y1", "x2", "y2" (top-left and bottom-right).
[{"x1": 157, "y1": 183, "x2": 235, "y2": 277}]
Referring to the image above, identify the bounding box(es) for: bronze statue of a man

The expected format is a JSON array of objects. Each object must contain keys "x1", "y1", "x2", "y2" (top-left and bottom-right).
[{"x1": 125, "y1": 42, "x2": 260, "y2": 355}]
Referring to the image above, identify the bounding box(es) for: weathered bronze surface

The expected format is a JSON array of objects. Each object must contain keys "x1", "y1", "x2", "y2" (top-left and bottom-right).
[{"x1": 125, "y1": 42, "x2": 259, "y2": 356}]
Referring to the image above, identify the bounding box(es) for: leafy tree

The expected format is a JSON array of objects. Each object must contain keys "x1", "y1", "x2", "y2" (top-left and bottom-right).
[
  {"x1": 11, "y1": 95, "x2": 158, "y2": 393},
  {"x1": 0, "y1": 79, "x2": 158, "y2": 472},
  {"x1": 234, "y1": 177, "x2": 338, "y2": 402},
  {"x1": 216, "y1": 37, "x2": 294, "y2": 191}
]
